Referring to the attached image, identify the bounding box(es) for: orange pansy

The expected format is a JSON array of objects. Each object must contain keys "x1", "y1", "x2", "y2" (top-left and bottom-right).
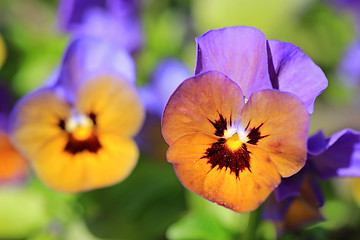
[{"x1": 162, "y1": 71, "x2": 309, "y2": 212}]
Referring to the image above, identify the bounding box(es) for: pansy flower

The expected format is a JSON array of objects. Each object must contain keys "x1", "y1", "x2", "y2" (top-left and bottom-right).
[
  {"x1": 162, "y1": 71, "x2": 310, "y2": 213},
  {"x1": 57, "y1": 0, "x2": 143, "y2": 53},
  {"x1": 161, "y1": 26, "x2": 328, "y2": 213},
  {"x1": 10, "y1": 37, "x2": 145, "y2": 193},
  {"x1": 263, "y1": 129, "x2": 360, "y2": 234},
  {"x1": 0, "y1": 86, "x2": 28, "y2": 185}
]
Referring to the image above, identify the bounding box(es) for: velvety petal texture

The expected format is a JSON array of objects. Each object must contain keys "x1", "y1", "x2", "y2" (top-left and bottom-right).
[
  {"x1": 267, "y1": 40, "x2": 328, "y2": 114},
  {"x1": 195, "y1": 26, "x2": 272, "y2": 98},
  {"x1": 167, "y1": 133, "x2": 280, "y2": 213},
  {"x1": 162, "y1": 71, "x2": 309, "y2": 212},
  {"x1": 162, "y1": 71, "x2": 245, "y2": 145},
  {"x1": 240, "y1": 90, "x2": 309, "y2": 177}
]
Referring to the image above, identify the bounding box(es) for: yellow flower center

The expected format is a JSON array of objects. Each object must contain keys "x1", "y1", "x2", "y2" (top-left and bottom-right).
[
  {"x1": 65, "y1": 114, "x2": 94, "y2": 141},
  {"x1": 226, "y1": 133, "x2": 242, "y2": 151},
  {"x1": 223, "y1": 127, "x2": 249, "y2": 151}
]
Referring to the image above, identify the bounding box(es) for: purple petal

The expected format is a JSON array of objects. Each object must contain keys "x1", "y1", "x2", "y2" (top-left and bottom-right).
[
  {"x1": 267, "y1": 40, "x2": 328, "y2": 114},
  {"x1": 262, "y1": 194, "x2": 294, "y2": 221},
  {"x1": 274, "y1": 166, "x2": 308, "y2": 202},
  {"x1": 307, "y1": 130, "x2": 327, "y2": 156},
  {"x1": 140, "y1": 59, "x2": 191, "y2": 116},
  {"x1": 57, "y1": 37, "x2": 135, "y2": 102},
  {"x1": 311, "y1": 129, "x2": 360, "y2": 179},
  {"x1": 338, "y1": 41, "x2": 360, "y2": 86},
  {"x1": 195, "y1": 26, "x2": 272, "y2": 98}
]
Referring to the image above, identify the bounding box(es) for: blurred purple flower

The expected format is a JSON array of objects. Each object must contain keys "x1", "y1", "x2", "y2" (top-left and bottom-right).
[
  {"x1": 57, "y1": 0, "x2": 143, "y2": 53},
  {"x1": 263, "y1": 129, "x2": 360, "y2": 233},
  {"x1": 338, "y1": 41, "x2": 360, "y2": 85},
  {"x1": 195, "y1": 26, "x2": 328, "y2": 114},
  {"x1": 140, "y1": 59, "x2": 191, "y2": 117}
]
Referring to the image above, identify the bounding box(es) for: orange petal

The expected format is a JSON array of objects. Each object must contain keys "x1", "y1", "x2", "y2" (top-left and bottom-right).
[
  {"x1": 162, "y1": 71, "x2": 245, "y2": 145},
  {"x1": 10, "y1": 88, "x2": 70, "y2": 159},
  {"x1": 240, "y1": 90, "x2": 309, "y2": 177},
  {"x1": 76, "y1": 75, "x2": 144, "y2": 137},
  {"x1": 32, "y1": 132, "x2": 139, "y2": 193},
  {"x1": 0, "y1": 133, "x2": 28, "y2": 182},
  {"x1": 167, "y1": 133, "x2": 280, "y2": 213}
]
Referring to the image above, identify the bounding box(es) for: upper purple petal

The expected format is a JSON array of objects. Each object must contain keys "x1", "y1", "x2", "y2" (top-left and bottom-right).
[
  {"x1": 310, "y1": 129, "x2": 360, "y2": 179},
  {"x1": 267, "y1": 40, "x2": 328, "y2": 114},
  {"x1": 140, "y1": 59, "x2": 191, "y2": 116},
  {"x1": 56, "y1": 37, "x2": 136, "y2": 102},
  {"x1": 195, "y1": 26, "x2": 272, "y2": 98}
]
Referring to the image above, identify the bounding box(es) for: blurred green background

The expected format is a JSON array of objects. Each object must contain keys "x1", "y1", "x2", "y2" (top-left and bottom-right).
[{"x1": 0, "y1": 0, "x2": 360, "y2": 239}]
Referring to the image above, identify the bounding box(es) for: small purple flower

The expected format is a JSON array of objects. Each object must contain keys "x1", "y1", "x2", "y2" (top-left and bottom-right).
[
  {"x1": 57, "y1": 0, "x2": 143, "y2": 53},
  {"x1": 195, "y1": 26, "x2": 328, "y2": 114},
  {"x1": 263, "y1": 129, "x2": 360, "y2": 233}
]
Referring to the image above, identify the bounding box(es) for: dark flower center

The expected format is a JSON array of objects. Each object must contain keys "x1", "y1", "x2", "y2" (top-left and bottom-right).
[
  {"x1": 58, "y1": 112, "x2": 102, "y2": 154},
  {"x1": 203, "y1": 113, "x2": 269, "y2": 178}
]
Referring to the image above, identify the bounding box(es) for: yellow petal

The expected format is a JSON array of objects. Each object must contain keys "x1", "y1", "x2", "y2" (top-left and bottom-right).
[
  {"x1": 167, "y1": 132, "x2": 280, "y2": 213},
  {"x1": 240, "y1": 90, "x2": 309, "y2": 177},
  {"x1": 76, "y1": 75, "x2": 144, "y2": 137},
  {"x1": 32, "y1": 132, "x2": 139, "y2": 193},
  {"x1": 162, "y1": 71, "x2": 245, "y2": 145},
  {"x1": 10, "y1": 88, "x2": 70, "y2": 159}
]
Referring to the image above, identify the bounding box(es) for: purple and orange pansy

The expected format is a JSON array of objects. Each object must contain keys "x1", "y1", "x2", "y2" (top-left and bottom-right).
[
  {"x1": 10, "y1": 37, "x2": 144, "y2": 193},
  {"x1": 161, "y1": 26, "x2": 328, "y2": 213}
]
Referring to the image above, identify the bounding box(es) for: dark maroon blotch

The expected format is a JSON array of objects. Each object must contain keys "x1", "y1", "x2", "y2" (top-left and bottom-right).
[{"x1": 64, "y1": 134, "x2": 102, "y2": 154}]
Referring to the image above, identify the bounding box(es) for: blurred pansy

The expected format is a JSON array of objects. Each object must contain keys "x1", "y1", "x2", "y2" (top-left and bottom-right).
[
  {"x1": 0, "y1": 86, "x2": 28, "y2": 185},
  {"x1": 263, "y1": 129, "x2": 360, "y2": 233},
  {"x1": 57, "y1": 0, "x2": 143, "y2": 53},
  {"x1": 162, "y1": 70, "x2": 310, "y2": 212},
  {"x1": 10, "y1": 37, "x2": 145, "y2": 193},
  {"x1": 138, "y1": 59, "x2": 191, "y2": 159},
  {"x1": 195, "y1": 26, "x2": 328, "y2": 114}
]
